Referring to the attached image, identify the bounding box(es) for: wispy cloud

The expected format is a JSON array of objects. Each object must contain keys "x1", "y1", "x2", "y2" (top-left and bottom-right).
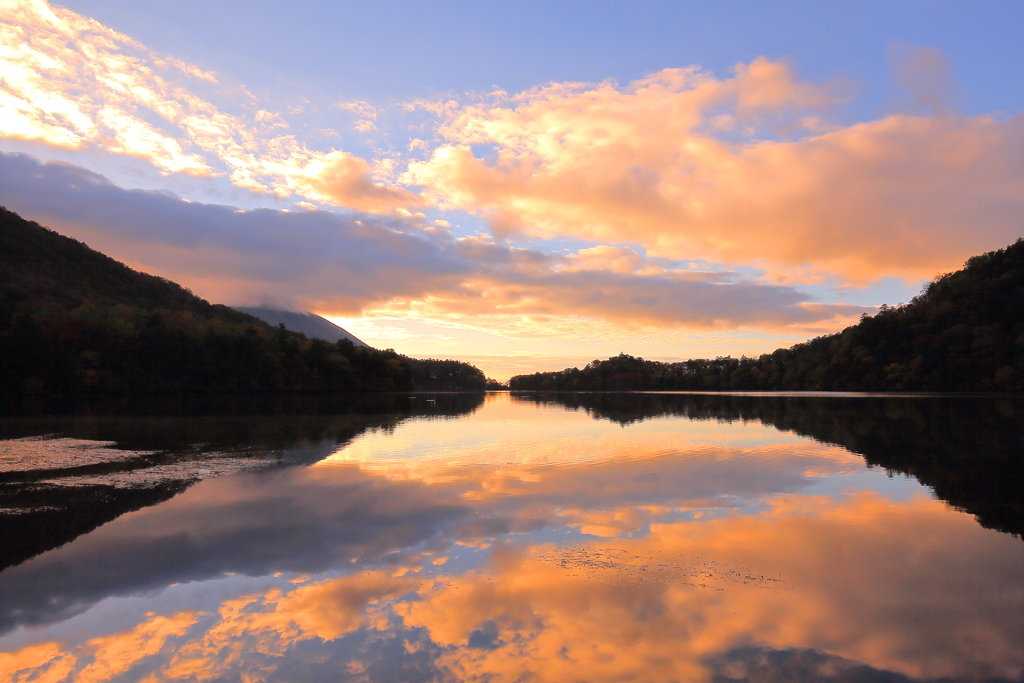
[{"x1": 0, "y1": 0, "x2": 422, "y2": 213}]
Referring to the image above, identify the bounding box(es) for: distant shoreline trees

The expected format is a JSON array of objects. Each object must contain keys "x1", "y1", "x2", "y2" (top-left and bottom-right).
[{"x1": 510, "y1": 239, "x2": 1024, "y2": 393}]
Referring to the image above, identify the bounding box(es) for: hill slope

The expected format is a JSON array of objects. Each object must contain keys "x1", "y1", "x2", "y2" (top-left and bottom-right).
[
  {"x1": 0, "y1": 207, "x2": 485, "y2": 399},
  {"x1": 0, "y1": 206, "x2": 253, "y2": 327},
  {"x1": 511, "y1": 238, "x2": 1024, "y2": 392}
]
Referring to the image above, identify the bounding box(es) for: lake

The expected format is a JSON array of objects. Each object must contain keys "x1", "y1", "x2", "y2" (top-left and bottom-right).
[{"x1": 1, "y1": 392, "x2": 1022, "y2": 682}]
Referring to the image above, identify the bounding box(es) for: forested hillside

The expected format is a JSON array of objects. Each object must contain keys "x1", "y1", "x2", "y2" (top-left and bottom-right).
[
  {"x1": 0, "y1": 207, "x2": 485, "y2": 400},
  {"x1": 511, "y1": 238, "x2": 1024, "y2": 392}
]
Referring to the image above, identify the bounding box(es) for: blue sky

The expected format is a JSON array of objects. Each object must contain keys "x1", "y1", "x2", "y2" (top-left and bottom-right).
[
  {"x1": 2, "y1": 0, "x2": 1022, "y2": 378},
  {"x1": 54, "y1": 1, "x2": 1024, "y2": 114}
]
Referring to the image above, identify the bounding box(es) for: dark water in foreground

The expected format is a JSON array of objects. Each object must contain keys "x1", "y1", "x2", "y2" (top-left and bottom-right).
[{"x1": 0, "y1": 392, "x2": 1022, "y2": 682}]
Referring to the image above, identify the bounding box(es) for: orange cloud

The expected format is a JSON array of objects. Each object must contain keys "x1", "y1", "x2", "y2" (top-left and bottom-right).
[
  {"x1": 0, "y1": 643, "x2": 76, "y2": 683},
  {"x1": 3, "y1": 153, "x2": 872, "y2": 336},
  {"x1": 0, "y1": 574, "x2": 420, "y2": 682},
  {"x1": 289, "y1": 150, "x2": 425, "y2": 213},
  {"x1": 155, "y1": 573, "x2": 418, "y2": 681},
  {"x1": 0, "y1": 612, "x2": 198, "y2": 683},
  {"x1": 0, "y1": 0, "x2": 212, "y2": 174},
  {"x1": 404, "y1": 58, "x2": 1024, "y2": 281}
]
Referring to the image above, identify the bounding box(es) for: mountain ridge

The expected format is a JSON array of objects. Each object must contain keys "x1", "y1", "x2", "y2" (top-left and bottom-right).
[{"x1": 0, "y1": 206, "x2": 256, "y2": 328}]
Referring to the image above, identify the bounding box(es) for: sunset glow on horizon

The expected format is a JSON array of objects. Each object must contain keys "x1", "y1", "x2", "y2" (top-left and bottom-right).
[{"x1": 2, "y1": 0, "x2": 1022, "y2": 379}]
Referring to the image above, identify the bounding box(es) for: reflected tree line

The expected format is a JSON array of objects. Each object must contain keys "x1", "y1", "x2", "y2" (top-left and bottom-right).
[
  {"x1": 515, "y1": 392, "x2": 1024, "y2": 539},
  {"x1": 0, "y1": 393, "x2": 486, "y2": 571}
]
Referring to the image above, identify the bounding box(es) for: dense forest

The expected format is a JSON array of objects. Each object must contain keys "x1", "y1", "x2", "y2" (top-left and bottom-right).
[
  {"x1": 511, "y1": 239, "x2": 1024, "y2": 392},
  {"x1": 0, "y1": 207, "x2": 487, "y2": 401}
]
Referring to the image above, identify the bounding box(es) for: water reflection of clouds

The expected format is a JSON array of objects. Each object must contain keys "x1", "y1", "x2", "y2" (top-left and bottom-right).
[
  {"x1": 405, "y1": 494, "x2": 1024, "y2": 683},
  {"x1": 2, "y1": 395, "x2": 1021, "y2": 682},
  {"x1": 0, "y1": 443, "x2": 815, "y2": 636},
  {"x1": 3, "y1": 494, "x2": 1021, "y2": 683},
  {"x1": 0, "y1": 398, "x2": 889, "y2": 637},
  {"x1": 0, "y1": 466, "x2": 470, "y2": 634},
  {"x1": 316, "y1": 396, "x2": 862, "y2": 512},
  {"x1": 318, "y1": 396, "x2": 821, "y2": 473},
  {"x1": 314, "y1": 398, "x2": 866, "y2": 540}
]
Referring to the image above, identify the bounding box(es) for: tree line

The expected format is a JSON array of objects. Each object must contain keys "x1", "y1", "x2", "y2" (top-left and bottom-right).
[
  {"x1": 0, "y1": 207, "x2": 486, "y2": 401},
  {"x1": 510, "y1": 238, "x2": 1024, "y2": 392}
]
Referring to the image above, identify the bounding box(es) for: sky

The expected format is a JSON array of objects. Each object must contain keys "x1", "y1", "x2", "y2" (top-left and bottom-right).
[{"x1": 1, "y1": 0, "x2": 1022, "y2": 380}]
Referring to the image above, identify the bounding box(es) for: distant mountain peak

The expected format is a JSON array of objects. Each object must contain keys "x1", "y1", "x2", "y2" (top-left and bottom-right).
[{"x1": 233, "y1": 308, "x2": 369, "y2": 347}]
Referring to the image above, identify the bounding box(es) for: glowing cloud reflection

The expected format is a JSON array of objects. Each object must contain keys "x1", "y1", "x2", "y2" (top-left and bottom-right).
[{"x1": 1, "y1": 395, "x2": 1020, "y2": 682}]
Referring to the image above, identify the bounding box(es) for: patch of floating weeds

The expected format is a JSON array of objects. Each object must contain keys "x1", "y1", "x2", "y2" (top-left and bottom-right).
[
  {"x1": 39, "y1": 455, "x2": 276, "y2": 488},
  {"x1": 0, "y1": 436, "x2": 153, "y2": 472},
  {"x1": 534, "y1": 545, "x2": 789, "y2": 592}
]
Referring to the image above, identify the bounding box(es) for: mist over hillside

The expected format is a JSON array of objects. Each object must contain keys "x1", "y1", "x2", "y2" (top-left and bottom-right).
[{"x1": 234, "y1": 308, "x2": 368, "y2": 347}]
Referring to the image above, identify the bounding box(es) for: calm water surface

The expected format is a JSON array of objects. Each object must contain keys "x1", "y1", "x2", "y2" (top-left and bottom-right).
[{"x1": 0, "y1": 392, "x2": 1022, "y2": 682}]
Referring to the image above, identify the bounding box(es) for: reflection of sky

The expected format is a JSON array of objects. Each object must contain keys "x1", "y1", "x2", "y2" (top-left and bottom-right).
[
  {"x1": 1, "y1": 395, "x2": 1021, "y2": 682},
  {"x1": 316, "y1": 392, "x2": 838, "y2": 468}
]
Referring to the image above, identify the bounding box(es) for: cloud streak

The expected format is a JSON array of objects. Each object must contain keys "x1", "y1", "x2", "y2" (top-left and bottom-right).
[{"x1": 0, "y1": 151, "x2": 867, "y2": 334}]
